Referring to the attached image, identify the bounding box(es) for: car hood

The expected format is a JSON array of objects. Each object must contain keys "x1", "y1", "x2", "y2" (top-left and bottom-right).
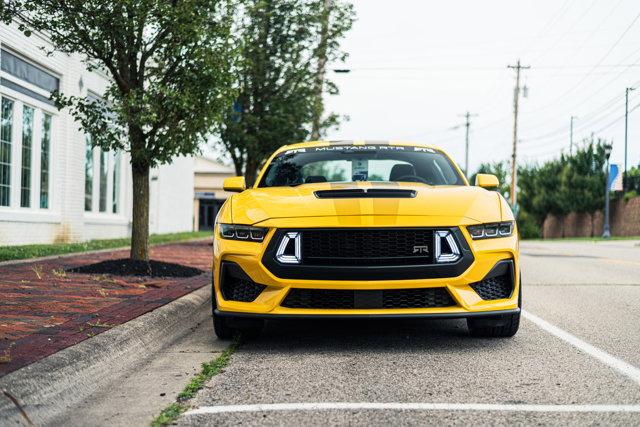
[{"x1": 230, "y1": 182, "x2": 504, "y2": 225}]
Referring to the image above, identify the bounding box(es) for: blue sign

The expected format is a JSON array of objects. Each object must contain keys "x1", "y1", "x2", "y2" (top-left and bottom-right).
[{"x1": 609, "y1": 164, "x2": 622, "y2": 191}]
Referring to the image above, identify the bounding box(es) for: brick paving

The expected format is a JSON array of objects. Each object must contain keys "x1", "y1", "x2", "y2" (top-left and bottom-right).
[{"x1": 0, "y1": 239, "x2": 212, "y2": 377}]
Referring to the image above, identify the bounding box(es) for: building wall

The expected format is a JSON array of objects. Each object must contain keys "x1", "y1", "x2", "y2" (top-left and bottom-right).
[
  {"x1": 152, "y1": 156, "x2": 195, "y2": 234},
  {"x1": 0, "y1": 22, "x2": 194, "y2": 246},
  {"x1": 542, "y1": 196, "x2": 640, "y2": 238}
]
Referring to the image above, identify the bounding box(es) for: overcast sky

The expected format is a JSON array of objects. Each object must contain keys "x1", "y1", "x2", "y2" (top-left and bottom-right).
[{"x1": 325, "y1": 0, "x2": 640, "y2": 174}]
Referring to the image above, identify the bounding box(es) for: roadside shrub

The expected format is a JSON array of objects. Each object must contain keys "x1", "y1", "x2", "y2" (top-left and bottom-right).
[{"x1": 516, "y1": 211, "x2": 541, "y2": 240}]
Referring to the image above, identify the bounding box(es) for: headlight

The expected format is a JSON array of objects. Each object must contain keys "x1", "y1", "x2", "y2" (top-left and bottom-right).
[
  {"x1": 467, "y1": 221, "x2": 514, "y2": 240},
  {"x1": 218, "y1": 224, "x2": 268, "y2": 242}
]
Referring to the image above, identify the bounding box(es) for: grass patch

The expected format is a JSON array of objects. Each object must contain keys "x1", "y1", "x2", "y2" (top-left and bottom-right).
[
  {"x1": 150, "y1": 338, "x2": 239, "y2": 427},
  {"x1": 0, "y1": 231, "x2": 212, "y2": 262}
]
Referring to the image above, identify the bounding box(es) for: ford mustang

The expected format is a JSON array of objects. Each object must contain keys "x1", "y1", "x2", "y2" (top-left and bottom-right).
[{"x1": 212, "y1": 140, "x2": 520, "y2": 339}]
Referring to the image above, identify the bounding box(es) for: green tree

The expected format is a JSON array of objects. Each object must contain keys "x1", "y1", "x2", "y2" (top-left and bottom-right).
[
  {"x1": 2, "y1": 0, "x2": 236, "y2": 260},
  {"x1": 624, "y1": 166, "x2": 640, "y2": 200},
  {"x1": 557, "y1": 140, "x2": 607, "y2": 213},
  {"x1": 516, "y1": 137, "x2": 608, "y2": 237},
  {"x1": 219, "y1": 0, "x2": 354, "y2": 185},
  {"x1": 470, "y1": 161, "x2": 510, "y2": 201}
]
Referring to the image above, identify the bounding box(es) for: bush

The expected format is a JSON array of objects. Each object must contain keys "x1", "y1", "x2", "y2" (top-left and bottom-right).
[
  {"x1": 623, "y1": 190, "x2": 638, "y2": 202},
  {"x1": 517, "y1": 211, "x2": 541, "y2": 239}
]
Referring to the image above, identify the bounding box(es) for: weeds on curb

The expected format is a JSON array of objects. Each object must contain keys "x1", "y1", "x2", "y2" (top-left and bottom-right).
[
  {"x1": 150, "y1": 337, "x2": 240, "y2": 427},
  {"x1": 51, "y1": 268, "x2": 67, "y2": 278},
  {"x1": 31, "y1": 265, "x2": 43, "y2": 280}
]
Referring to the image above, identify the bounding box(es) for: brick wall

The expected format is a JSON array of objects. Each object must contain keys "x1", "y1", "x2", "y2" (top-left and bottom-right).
[{"x1": 542, "y1": 196, "x2": 640, "y2": 238}]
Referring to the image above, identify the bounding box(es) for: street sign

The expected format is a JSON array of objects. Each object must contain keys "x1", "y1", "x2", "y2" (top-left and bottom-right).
[{"x1": 609, "y1": 164, "x2": 623, "y2": 191}]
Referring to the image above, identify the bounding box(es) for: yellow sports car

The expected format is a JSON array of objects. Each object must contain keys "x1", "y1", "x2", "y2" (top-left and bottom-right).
[{"x1": 213, "y1": 140, "x2": 520, "y2": 339}]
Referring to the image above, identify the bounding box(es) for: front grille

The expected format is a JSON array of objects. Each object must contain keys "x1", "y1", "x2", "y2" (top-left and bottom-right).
[
  {"x1": 220, "y1": 262, "x2": 266, "y2": 302},
  {"x1": 471, "y1": 273, "x2": 513, "y2": 300},
  {"x1": 281, "y1": 287, "x2": 455, "y2": 309},
  {"x1": 301, "y1": 228, "x2": 434, "y2": 266}
]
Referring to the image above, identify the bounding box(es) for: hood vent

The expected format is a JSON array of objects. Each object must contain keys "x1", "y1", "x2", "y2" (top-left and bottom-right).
[{"x1": 314, "y1": 188, "x2": 417, "y2": 199}]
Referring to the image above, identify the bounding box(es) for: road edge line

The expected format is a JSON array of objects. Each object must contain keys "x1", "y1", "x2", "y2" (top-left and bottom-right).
[
  {"x1": 184, "y1": 402, "x2": 640, "y2": 416},
  {"x1": 522, "y1": 310, "x2": 640, "y2": 385}
]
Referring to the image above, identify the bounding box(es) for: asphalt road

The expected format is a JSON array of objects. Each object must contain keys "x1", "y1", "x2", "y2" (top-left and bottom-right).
[{"x1": 175, "y1": 239, "x2": 640, "y2": 426}]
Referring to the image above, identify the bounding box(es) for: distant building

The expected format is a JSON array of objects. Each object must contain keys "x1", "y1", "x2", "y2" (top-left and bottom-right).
[
  {"x1": 193, "y1": 156, "x2": 236, "y2": 231},
  {"x1": 0, "y1": 21, "x2": 194, "y2": 245}
]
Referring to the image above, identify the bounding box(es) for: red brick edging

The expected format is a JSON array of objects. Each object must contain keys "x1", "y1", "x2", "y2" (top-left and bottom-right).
[{"x1": 0, "y1": 240, "x2": 212, "y2": 377}]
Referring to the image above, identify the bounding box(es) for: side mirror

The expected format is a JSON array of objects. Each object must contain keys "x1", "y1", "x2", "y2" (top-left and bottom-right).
[
  {"x1": 223, "y1": 176, "x2": 246, "y2": 192},
  {"x1": 475, "y1": 174, "x2": 499, "y2": 189}
]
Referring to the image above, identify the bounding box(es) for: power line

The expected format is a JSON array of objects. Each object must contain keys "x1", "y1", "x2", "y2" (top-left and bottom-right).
[
  {"x1": 519, "y1": 0, "x2": 574, "y2": 58},
  {"x1": 520, "y1": 102, "x2": 640, "y2": 158},
  {"x1": 333, "y1": 64, "x2": 640, "y2": 72},
  {"x1": 521, "y1": 79, "x2": 640, "y2": 144},
  {"x1": 531, "y1": 0, "x2": 599, "y2": 63},
  {"x1": 523, "y1": 9, "x2": 640, "y2": 115}
]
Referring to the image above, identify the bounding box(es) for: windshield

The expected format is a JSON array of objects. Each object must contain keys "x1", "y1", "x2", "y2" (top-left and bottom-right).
[{"x1": 258, "y1": 145, "x2": 465, "y2": 188}]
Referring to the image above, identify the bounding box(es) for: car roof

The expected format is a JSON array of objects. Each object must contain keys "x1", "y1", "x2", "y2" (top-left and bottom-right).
[{"x1": 274, "y1": 140, "x2": 441, "y2": 154}]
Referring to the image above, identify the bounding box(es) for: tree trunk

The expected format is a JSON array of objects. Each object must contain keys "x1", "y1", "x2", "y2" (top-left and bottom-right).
[
  {"x1": 130, "y1": 163, "x2": 150, "y2": 261},
  {"x1": 245, "y1": 160, "x2": 259, "y2": 188},
  {"x1": 310, "y1": 0, "x2": 331, "y2": 140}
]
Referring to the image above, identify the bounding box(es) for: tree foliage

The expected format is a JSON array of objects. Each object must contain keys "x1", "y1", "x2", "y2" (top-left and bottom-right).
[
  {"x1": 471, "y1": 137, "x2": 610, "y2": 238},
  {"x1": 624, "y1": 166, "x2": 640, "y2": 200},
  {"x1": 469, "y1": 161, "x2": 510, "y2": 200},
  {"x1": 219, "y1": 0, "x2": 354, "y2": 185},
  {"x1": 516, "y1": 137, "x2": 608, "y2": 231},
  {"x1": 2, "y1": 0, "x2": 237, "y2": 259}
]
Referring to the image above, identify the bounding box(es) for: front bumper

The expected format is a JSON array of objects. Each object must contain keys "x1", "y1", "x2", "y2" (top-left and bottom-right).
[
  {"x1": 213, "y1": 224, "x2": 520, "y2": 317},
  {"x1": 215, "y1": 308, "x2": 521, "y2": 319}
]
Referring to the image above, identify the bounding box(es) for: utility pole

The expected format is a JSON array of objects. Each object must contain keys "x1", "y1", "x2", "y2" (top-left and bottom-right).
[
  {"x1": 624, "y1": 87, "x2": 635, "y2": 190},
  {"x1": 459, "y1": 111, "x2": 478, "y2": 178},
  {"x1": 311, "y1": 0, "x2": 332, "y2": 141},
  {"x1": 603, "y1": 143, "x2": 613, "y2": 238},
  {"x1": 507, "y1": 59, "x2": 530, "y2": 210},
  {"x1": 570, "y1": 116, "x2": 577, "y2": 155}
]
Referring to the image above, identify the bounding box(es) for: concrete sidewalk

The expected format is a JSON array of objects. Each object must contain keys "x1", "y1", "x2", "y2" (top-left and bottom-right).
[{"x1": 0, "y1": 240, "x2": 213, "y2": 377}]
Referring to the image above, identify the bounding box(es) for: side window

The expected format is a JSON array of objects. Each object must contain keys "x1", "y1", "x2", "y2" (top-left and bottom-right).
[
  {"x1": 99, "y1": 149, "x2": 108, "y2": 212},
  {"x1": 85, "y1": 134, "x2": 93, "y2": 211},
  {"x1": 40, "y1": 113, "x2": 51, "y2": 208},
  {"x1": 20, "y1": 105, "x2": 34, "y2": 207},
  {"x1": 0, "y1": 98, "x2": 13, "y2": 207},
  {"x1": 112, "y1": 152, "x2": 120, "y2": 213},
  {"x1": 84, "y1": 132, "x2": 122, "y2": 215}
]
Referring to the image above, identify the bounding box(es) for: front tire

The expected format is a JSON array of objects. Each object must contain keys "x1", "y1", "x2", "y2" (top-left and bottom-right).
[
  {"x1": 467, "y1": 273, "x2": 521, "y2": 338},
  {"x1": 467, "y1": 311, "x2": 520, "y2": 337},
  {"x1": 213, "y1": 311, "x2": 235, "y2": 340}
]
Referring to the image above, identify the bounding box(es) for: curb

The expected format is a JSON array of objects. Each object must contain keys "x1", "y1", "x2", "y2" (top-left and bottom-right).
[
  {"x1": 0, "y1": 285, "x2": 212, "y2": 425},
  {"x1": 0, "y1": 237, "x2": 212, "y2": 267}
]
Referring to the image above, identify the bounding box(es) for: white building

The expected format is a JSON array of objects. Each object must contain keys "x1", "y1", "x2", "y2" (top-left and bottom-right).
[
  {"x1": 0, "y1": 22, "x2": 195, "y2": 246},
  {"x1": 193, "y1": 156, "x2": 236, "y2": 231}
]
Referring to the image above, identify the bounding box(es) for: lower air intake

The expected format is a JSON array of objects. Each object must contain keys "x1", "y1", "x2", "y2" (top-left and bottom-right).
[
  {"x1": 281, "y1": 287, "x2": 456, "y2": 309},
  {"x1": 470, "y1": 270, "x2": 513, "y2": 300},
  {"x1": 220, "y1": 262, "x2": 266, "y2": 302}
]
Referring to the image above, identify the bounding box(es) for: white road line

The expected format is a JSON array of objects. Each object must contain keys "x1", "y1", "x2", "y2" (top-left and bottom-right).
[
  {"x1": 522, "y1": 310, "x2": 640, "y2": 386},
  {"x1": 185, "y1": 402, "x2": 640, "y2": 416}
]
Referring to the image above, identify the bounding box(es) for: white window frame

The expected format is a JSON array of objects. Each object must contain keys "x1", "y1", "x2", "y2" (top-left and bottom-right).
[
  {"x1": 83, "y1": 142, "x2": 126, "y2": 220},
  {"x1": 0, "y1": 87, "x2": 59, "y2": 221}
]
